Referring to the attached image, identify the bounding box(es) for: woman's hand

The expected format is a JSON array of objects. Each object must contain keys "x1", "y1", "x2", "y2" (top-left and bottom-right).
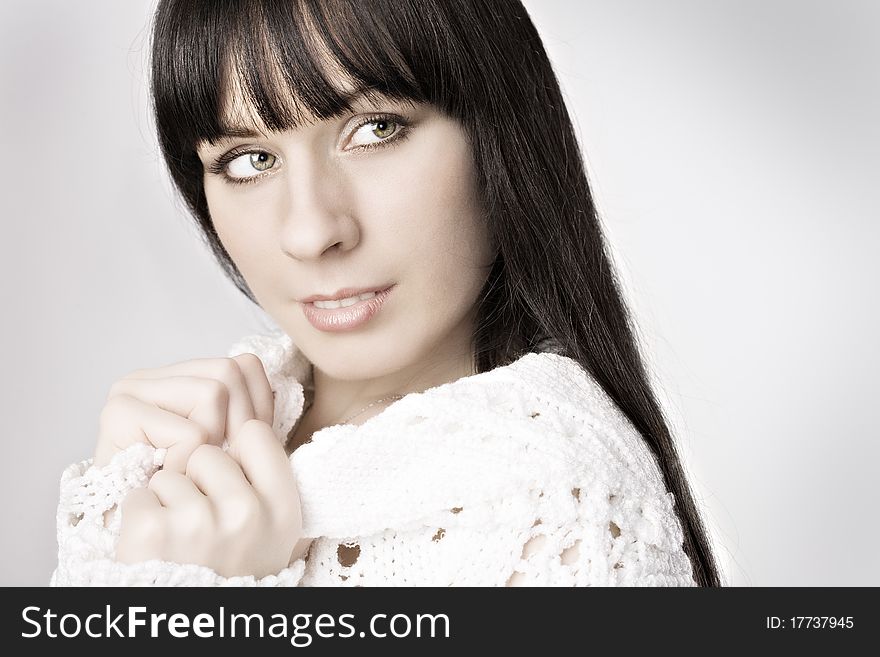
[
  {"x1": 91, "y1": 352, "x2": 312, "y2": 567},
  {"x1": 93, "y1": 353, "x2": 274, "y2": 472},
  {"x1": 115, "y1": 419, "x2": 309, "y2": 579}
]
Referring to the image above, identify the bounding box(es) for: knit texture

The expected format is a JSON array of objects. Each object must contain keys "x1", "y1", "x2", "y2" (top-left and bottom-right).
[{"x1": 50, "y1": 329, "x2": 696, "y2": 587}]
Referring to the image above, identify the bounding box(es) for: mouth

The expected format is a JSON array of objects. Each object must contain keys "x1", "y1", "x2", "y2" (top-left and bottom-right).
[{"x1": 300, "y1": 284, "x2": 396, "y2": 332}]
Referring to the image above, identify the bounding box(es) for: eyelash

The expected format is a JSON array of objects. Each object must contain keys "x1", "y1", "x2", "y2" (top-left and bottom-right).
[{"x1": 206, "y1": 113, "x2": 412, "y2": 187}]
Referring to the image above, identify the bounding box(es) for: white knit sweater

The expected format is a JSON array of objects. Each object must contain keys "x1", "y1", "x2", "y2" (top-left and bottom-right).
[{"x1": 50, "y1": 330, "x2": 697, "y2": 587}]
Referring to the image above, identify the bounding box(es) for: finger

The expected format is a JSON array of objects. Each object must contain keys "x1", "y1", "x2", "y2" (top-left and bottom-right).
[
  {"x1": 116, "y1": 487, "x2": 165, "y2": 564},
  {"x1": 147, "y1": 468, "x2": 208, "y2": 508},
  {"x1": 227, "y1": 419, "x2": 298, "y2": 514},
  {"x1": 98, "y1": 392, "x2": 216, "y2": 473},
  {"x1": 184, "y1": 444, "x2": 253, "y2": 500},
  {"x1": 107, "y1": 376, "x2": 226, "y2": 447},
  {"x1": 231, "y1": 353, "x2": 275, "y2": 427},
  {"x1": 119, "y1": 358, "x2": 257, "y2": 445}
]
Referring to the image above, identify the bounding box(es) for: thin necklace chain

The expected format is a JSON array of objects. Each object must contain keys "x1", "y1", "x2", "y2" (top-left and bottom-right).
[{"x1": 334, "y1": 393, "x2": 406, "y2": 426}]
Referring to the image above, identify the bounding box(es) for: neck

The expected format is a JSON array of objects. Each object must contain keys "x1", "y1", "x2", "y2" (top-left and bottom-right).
[{"x1": 287, "y1": 337, "x2": 476, "y2": 453}]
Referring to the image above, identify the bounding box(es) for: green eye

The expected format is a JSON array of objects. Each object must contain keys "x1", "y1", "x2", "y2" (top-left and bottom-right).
[
  {"x1": 372, "y1": 120, "x2": 397, "y2": 139},
  {"x1": 250, "y1": 152, "x2": 276, "y2": 171},
  {"x1": 349, "y1": 115, "x2": 409, "y2": 150}
]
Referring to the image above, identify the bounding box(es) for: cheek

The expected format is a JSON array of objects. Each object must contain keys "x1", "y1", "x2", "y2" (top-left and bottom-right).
[
  {"x1": 416, "y1": 162, "x2": 491, "y2": 299},
  {"x1": 359, "y1": 135, "x2": 491, "y2": 293},
  {"x1": 205, "y1": 182, "x2": 241, "y2": 251},
  {"x1": 203, "y1": 183, "x2": 277, "y2": 284}
]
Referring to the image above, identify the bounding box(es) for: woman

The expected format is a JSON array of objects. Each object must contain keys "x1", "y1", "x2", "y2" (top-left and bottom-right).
[{"x1": 51, "y1": 0, "x2": 723, "y2": 586}]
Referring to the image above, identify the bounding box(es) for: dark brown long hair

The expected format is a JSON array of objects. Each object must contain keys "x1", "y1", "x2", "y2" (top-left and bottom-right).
[{"x1": 149, "y1": 0, "x2": 723, "y2": 586}]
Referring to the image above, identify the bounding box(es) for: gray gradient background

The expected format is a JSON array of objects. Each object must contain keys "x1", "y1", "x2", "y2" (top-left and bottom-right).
[{"x1": 1, "y1": 0, "x2": 876, "y2": 586}]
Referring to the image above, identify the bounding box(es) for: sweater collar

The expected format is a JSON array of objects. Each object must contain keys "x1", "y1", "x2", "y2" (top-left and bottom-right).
[
  {"x1": 225, "y1": 328, "x2": 565, "y2": 453},
  {"x1": 226, "y1": 329, "x2": 312, "y2": 452},
  {"x1": 223, "y1": 329, "x2": 579, "y2": 536}
]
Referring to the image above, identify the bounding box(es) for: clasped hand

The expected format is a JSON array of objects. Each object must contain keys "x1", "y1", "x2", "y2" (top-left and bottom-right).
[
  {"x1": 116, "y1": 419, "x2": 303, "y2": 579},
  {"x1": 94, "y1": 353, "x2": 310, "y2": 579}
]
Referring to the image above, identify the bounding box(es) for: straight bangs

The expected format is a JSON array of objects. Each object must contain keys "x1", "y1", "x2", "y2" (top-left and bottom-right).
[{"x1": 149, "y1": 0, "x2": 482, "y2": 157}]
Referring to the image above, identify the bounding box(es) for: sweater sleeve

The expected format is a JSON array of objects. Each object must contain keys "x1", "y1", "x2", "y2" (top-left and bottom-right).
[{"x1": 50, "y1": 443, "x2": 306, "y2": 587}]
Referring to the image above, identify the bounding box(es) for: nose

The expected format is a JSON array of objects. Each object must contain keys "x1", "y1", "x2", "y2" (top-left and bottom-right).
[{"x1": 277, "y1": 147, "x2": 359, "y2": 261}]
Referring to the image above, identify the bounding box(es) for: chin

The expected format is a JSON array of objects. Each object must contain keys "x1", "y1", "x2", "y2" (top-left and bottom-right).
[
  {"x1": 307, "y1": 335, "x2": 419, "y2": 381},
  {"x1": 312, "y1": 353, "x2": 407, "y2": 381}
]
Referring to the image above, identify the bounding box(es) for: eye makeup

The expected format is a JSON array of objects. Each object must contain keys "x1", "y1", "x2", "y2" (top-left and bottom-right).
[{"x1": 204, "y1": 112, "x2": 413, "y2": 187}]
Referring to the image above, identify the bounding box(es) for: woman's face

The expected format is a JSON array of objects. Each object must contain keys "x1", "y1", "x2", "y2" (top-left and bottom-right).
[{"x1": 197, "y1": 78, "x2": 495, "y2": 380}]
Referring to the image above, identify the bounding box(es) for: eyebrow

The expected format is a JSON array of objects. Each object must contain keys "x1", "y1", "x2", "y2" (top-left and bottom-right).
[{"x1": 215, "y1": 86, "x2": 390, "y2": 140}]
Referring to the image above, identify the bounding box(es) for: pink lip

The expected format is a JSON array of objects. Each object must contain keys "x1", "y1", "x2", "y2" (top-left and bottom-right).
[
  {"x1": 300, "y1": 284, "x2": 394, "y2": 304},
  {"x1": 300, "y1": 285, "x2": 395, "y2": 332}
]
